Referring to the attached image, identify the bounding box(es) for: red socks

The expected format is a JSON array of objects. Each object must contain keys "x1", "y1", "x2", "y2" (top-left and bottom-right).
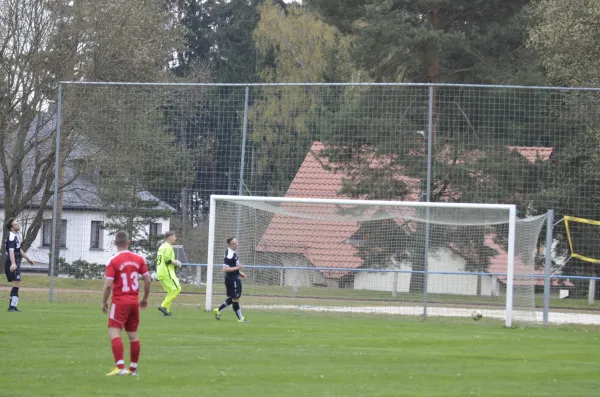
[
  {"x1": 111, "y1": 337, "x2": 141, "y2": 371},
  {"x1": 129, "y1": 340, "x2": 140, "y2": 372},
  {"x1": 110, "y1": 337, "x2": 125, "y2": 369}
]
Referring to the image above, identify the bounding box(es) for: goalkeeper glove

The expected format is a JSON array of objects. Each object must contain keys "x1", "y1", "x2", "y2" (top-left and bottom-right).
[{"x1": 171, "y1": 259, "x2": 182, "y2": 267}]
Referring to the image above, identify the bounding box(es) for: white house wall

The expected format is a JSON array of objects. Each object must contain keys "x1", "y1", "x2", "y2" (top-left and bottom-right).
[
  {"x1": 354, "y1": 247, "x2": 494, "y2": 297},
  {"x1": 428, "y1": 248, "x2": 482, "y2": 295},
  {"x1": 282, "y1": 256, "x2": 339, "y2": 289},
  {"x1": 2, "y1": 210, "x2": 170, "y2": 265},
  {"x1": 353, "y1": 260, "x2": 412, "y2": 294}
]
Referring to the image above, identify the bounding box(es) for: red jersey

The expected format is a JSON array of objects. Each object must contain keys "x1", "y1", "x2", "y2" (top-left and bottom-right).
[{"x1": 105, "y1": 251, "x2": 149, "y2": 304}]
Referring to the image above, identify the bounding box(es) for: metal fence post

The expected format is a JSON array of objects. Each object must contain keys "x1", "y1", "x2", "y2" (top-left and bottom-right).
[
  {"x1": 543, "y1": 209, "x2": 554, "y2": 324},
  {"x1": 235, "y1": 86, "x2": 250, "y2": 239},
  {"x1": 49, "y1": 83, "x2": 63, "y2": 302},
  {"x1": 239, "y1": 85, "x2": 250, "y2": 198},
  {"x1": 423, "y1": 85, "x2": 434, "y2": 320}
]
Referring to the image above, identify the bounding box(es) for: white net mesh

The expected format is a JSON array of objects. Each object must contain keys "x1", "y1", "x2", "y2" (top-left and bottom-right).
[{"x1": 207, "y1": 197, "x2": 547, "y2": 325}]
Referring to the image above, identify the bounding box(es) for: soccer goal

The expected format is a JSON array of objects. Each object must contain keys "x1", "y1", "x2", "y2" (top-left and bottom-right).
[{"x1": 205, "y1": 195, "x2": 547, "y2": 327}]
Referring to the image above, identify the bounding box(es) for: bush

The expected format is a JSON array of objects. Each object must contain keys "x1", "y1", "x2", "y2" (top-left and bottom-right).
[
  {"x1": 47, "y1": 256, "x2": 66, "y2": 276},
  {"x1": 62, "y1": 260, "x2": 105, "y2": 280}
]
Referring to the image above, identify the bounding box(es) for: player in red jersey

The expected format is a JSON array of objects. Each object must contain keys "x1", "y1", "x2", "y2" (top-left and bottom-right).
[{"x1": 102, "y1": 231, "x2": 152, "y2": 376}]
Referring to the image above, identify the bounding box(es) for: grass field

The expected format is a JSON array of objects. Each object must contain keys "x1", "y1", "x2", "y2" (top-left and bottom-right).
[
  {"x1": 1, "y1": 299, "x2": 600, "y2": 397},
  {"x1": 12, "y1": 275, "x2": 600, "y2": 311}
]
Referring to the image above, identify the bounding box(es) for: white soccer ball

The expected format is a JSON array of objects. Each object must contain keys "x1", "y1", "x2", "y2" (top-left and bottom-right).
[{"x1": 471, "y1": 309, "x2": 483, "y2": 321}]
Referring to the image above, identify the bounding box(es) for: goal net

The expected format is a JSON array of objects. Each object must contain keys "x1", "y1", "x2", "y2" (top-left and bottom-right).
[{"x1": 205, "y1": 195, "x2": 547, "y2": 327}]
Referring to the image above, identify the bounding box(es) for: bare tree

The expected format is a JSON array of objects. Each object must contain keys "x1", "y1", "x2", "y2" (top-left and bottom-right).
[
  {"x1": 0, "y1": 0, "x2": 184, "y2": 258},
  {"x1": 0, "y1": 0, "x2": 63, "y2": 252}
]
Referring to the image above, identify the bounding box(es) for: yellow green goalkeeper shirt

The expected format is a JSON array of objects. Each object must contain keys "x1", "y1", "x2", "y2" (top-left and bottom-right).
[{"x1": 156, "y1": 242, "x2": 176, "y2": 280}]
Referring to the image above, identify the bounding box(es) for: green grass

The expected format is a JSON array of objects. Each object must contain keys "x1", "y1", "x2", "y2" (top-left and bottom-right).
[
  {"x1": 1, "y1": 301, "x2": 600, "y2": 397},
  {"x1": 18, "y1": 275, "x2": 600, "y2": 311}
]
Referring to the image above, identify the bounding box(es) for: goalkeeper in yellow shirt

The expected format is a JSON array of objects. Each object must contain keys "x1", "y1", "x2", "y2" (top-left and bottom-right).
[{"x1": 156, "y1": 231, "x2": 182, "y2": 316}]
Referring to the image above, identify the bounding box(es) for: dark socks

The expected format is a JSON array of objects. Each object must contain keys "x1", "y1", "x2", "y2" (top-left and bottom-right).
[
  {"x1": 9, "y1": 287, "x2": 19, "y2": 309},
  {"x1": 218, "y1": 297, "x2": 233, "y2": 312}
]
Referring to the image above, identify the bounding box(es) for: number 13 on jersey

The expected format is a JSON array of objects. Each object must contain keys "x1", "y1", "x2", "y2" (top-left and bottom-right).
[{"x1": 120, "y1": 272, "x2": 139, "y2": 292}]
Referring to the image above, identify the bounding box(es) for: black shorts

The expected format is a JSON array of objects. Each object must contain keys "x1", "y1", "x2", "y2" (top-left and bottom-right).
[
  {"x1": 5, "y1": 261, "x2": 21, "y2": 282},
  {"x1": 225, "y1": 277, "x2": 242, "y2": 299}
]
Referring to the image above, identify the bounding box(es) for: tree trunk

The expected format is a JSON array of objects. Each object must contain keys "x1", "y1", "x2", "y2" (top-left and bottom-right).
[
  {"x1": 250, "y1": 146, "x2": 257, "y2": 185},
  {"x1": 390, "y1": 256, "x2": 400, "y2": 298},
  {"x1": 409, "y1": 262, "x2": 424, "y2": 294},
  {"x1": 427, "y1": 7, "x2": 441, "y2": 84},
  {"x1": 50, "y1": 0, "x2": 80, "y2": 275},
  {"x1": 181, "y1": 121, "x2": 189, "y2": 236},
  {"x1": 408, "y1": 247, "x2": 425, "y2": 294},
  {"x1": 181, "y1": 187, "x2": 189, "y2": 233},
  {"x1": 50, "y1": 150, "x2": 64, "y2": 276},
  {"x1": 409, "y1": 229, "x2": 425, "y2": 294},
  {"x1": 427, "y1": 7, "x2": 441, "y2": 144}
]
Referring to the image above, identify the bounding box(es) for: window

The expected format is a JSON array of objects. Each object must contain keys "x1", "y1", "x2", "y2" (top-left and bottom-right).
[
  {"x1": 150, "y1": 223, "x2": 162, "y2": 238},
  {"x1": 149, "y1": 223, "x2": 162, "y2": 248},
  {"x1": 42, "y1": 219, "x2": 67, "y2": 248},
  {"x1": 90, "y1": 221, "x2": 104, "y2": 249}
]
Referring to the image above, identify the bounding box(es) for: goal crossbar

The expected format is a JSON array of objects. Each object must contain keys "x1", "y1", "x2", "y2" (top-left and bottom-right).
[{"x1": 210, "y1": 194, "x2": 517, "y2": 210}]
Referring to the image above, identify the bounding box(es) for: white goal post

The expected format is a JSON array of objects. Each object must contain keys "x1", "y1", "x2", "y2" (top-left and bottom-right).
[{"x1": 206, "y1": 195, "x2": 546, "y2": 328}]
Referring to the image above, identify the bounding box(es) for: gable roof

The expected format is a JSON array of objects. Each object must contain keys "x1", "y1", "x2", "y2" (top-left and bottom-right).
[
  {"x1": 0, "y1": 112, "x2": 175, "y2": 213},
  {"x1": 257, "y1": 141, "x2": 566, "y2": 285},
  {"x1": 256, "y1": 142, "x2": 422, "y2": 278},
  {"x1": 256, "y1": 142, "x2": 364, "y2": 278},
  {"x1": 507, "y1": 146, "x2": 557, "y2": 165}
]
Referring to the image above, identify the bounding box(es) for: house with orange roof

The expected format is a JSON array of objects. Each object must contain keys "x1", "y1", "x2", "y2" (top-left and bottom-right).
[{"x1": 256, "y1": 141, "x2": 569, "y2": 296}]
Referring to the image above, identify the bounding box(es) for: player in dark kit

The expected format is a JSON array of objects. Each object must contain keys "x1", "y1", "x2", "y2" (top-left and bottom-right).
[
  {"x1": 213, "y1": 237, "x2": 248, "y2": 322},
  {"x1": 4, "y1": 218, "x2": 35, "y2": 312}
]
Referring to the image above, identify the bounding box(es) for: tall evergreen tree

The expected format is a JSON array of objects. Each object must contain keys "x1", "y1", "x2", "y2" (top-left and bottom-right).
[
  {"x1": 169, "y1": 0, "x2": 262, "y2": 82},
  {"x1": 304, "y1": 1, "x2": 556, "y2": 291},
  {"x1": 160, "y1": 0, "x2": 265, "y2": 235},
  {"x1": 306, "y1": 0, "x2": 539, "y2": 83}
]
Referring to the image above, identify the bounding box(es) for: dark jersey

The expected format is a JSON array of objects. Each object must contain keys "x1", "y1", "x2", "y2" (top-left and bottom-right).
[
  {"x1": 4, "y1": 231, "x2": 22, "y2": 266},
  {"x1": 224, "y1": 248, "x2": 240, "y2": 280}
]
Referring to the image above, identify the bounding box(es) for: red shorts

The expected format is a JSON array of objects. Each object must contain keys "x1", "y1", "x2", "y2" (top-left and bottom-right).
[{"x1": 108, "y1": 302, "x2": 140, "y2": 332}]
